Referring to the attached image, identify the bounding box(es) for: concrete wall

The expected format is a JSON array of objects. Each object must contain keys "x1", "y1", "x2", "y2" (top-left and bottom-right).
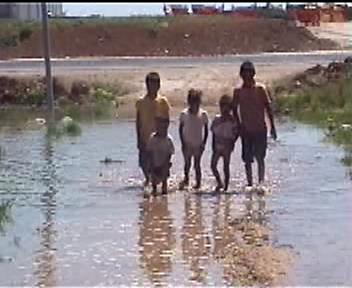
[
  {"x1": 0, "y1": 2, "x2": 63, "y2": 21},
  {"x1": 0, "y1": 3, "x2": 11, "y2": 17}
]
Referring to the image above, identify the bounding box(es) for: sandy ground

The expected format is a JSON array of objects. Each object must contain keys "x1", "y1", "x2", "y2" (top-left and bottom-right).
[
  {"x1": 308, "y1": 22, "x2": 352, "y2": 49},
  {"x1": 52, "y1": 62, "x2": 311, "y2": 119}
]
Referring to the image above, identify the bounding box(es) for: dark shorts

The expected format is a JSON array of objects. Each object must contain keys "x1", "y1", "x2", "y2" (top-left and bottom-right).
[
  {"x1": 151, "y1": 163, "x2": 171, "y2": 184},
  {"x1": 139, "y1": 149, "x2": 151, "y2": 173},
  {"x1": 241, "y1": 130, "x2": 267, "y2": 163},
  {"x1": 182, "y1": 144, "x2": 203, "y2": 159}
]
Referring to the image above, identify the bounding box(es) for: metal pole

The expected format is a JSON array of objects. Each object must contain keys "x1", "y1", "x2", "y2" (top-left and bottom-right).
[{"x1": 41, "y1": 2, "x2": 54, "y2": 118}]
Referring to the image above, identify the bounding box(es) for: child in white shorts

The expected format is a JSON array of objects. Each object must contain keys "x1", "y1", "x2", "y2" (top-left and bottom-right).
[{"x1": 179, "y1": 89, "x2": 209, "y2": 190}]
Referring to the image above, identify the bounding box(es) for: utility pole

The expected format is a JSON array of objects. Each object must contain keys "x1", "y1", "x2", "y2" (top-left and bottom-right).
[{"x1": 41, "y1": 2, "x2": 55, "y2": 120}]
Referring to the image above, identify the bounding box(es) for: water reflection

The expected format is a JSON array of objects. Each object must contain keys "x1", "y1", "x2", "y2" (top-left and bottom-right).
[
  {"x1": 244, "y1": 195, "x2": 267, "y2": 226},
  {"x1": 221, "y1": 195, "x2": 269, "y2": 286},
  {"x1": 34, "y1": 135, "x2": 58, "y2": 287},
  {"x1": 138, "y1": 196, "x2": 176, "y2": 286},
  {"x1": 1, "y1": 118, "x2": 351, "y2": 285},
  {"x1": 212, "y1": 195, "x2": 236, "y2": 261},
  {"x1": 181, "y1": 195, "x2": 210, "y2": 284}
]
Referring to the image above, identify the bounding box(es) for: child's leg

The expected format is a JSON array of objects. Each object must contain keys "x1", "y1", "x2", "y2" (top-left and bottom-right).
[
  {"x1": 245, "y1": 162, "x2": 253, "y2": 187},
  {"x1": 139, "y1": 149, "x2": 150, "y2": 186},
  {"x1": 211, "y1": 152, "x2": 223, "y2": 191},
  {"x1": 162, "y1": 179, "x2": 168, "y2": 194},
  {"x1": 151, "y1": 169, "x2": 158, "y2": 195},
  {"x1": 181, "y1": 147, "x2": 191, "y2": 186},
  {"x1": 257, "y1": 159, "x2": 265, "y2": 184},
  {"x1": 152, "y1": 181, "x2": 157, "y2": 195},
  {"x1": 194, "y1": 152, "x2": 202, "y2": 189},
  {"x1": 223, "y1": 152, "x2": 231, "y2": 191},
  {"x1": 254, "y1": 132, "x2": 267, "y2": 185},
  {"x1": 242, "y1": 133, "x2": 254, "y2": 187}
]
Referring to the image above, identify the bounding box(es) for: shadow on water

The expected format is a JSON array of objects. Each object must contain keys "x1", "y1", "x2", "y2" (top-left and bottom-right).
[{"x1": 33, "y1": 133, "x2": 58, "y2": 287}]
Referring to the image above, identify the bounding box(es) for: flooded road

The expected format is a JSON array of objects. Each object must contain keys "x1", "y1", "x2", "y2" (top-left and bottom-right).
[{"x1": 0, "y1": 117, "x2": 351, "y2": 286}]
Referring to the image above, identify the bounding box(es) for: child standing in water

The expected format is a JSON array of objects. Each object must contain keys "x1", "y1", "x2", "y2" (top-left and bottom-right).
[
  {"x1": 147, "y1": 116, "x2": 175, "y2": 195},
  {"x1": 233, "y1": 61, "x2": 277, "y2": 188},
  {"x1": 211, "y1": 95, "x2": 239, "y2": 192},
  {"x1": 179, "y1": 89, "x2": 209, "y2": 190},
  {"x1": 136, "y1": 72, "x2": 170, "y2": 187}
]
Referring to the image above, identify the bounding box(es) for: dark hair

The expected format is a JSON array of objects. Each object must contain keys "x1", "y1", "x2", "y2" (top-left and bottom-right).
[
  {"x1": 187, "y1": 88, "x2": 202, "y2": 104},
  {"x1": 219, "y1": 94, "x2": 232, "y2": 106},
  {"x1": 240, "y1": 60, "x2": 256, "y2": 76},
  {"x1": 145, "y1": 72, "x2": 160, "y2": 87}
]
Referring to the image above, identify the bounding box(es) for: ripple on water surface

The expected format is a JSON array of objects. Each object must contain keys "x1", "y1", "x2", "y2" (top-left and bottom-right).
[{"x1": 0, "y1": 119, "x2": 351, "y2": 286}]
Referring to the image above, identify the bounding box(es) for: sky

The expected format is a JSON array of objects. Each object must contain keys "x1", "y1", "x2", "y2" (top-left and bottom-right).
[
  {"x1": 62, "y1": 3, "x2": 291, "y2": 17},
  {"x1": 63, "y1": 2, "x2": 350, "y2": 17}
]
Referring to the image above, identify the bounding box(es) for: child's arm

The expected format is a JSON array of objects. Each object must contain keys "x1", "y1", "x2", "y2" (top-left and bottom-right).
[
  {"x1": 202, "y1": 122, "x2": 209, "y2": 151},
  {"x1": 179, "y1": 114, "x2": 185, "y2": 149},
  {"x1": 212, "y1": 133, "x2": 216, "y2": 152},
  {"x1": 136, "y1": 109, "x2": 142, "y2": 149},
  {"x1": 201, "y1": 112, "x2": 209, "y2": 151},
  {"x1": 232, "y1": 89, "x2": 241, "y2": 126},
  {"x1": 262, "y1": 87, "x2": 277, "y2": 140},
  {"x1": 165, "y1": 138, "x2": 175, "y2": 168},
  {"x1": 210, "y1": 117, "x2": 220, "y2": 152}
]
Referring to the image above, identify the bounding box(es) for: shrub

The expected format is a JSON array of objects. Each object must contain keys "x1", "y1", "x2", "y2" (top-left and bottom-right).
[
  {"x1": 25, "y1": 90, "x2": 46, "y2": 106},
  {"x1": 0, "y1": 34, "x2": 18, "y2": 48},
  {"x1": 93, "y1": 87, "x2": 115, "y2": 103},
  {"x1": 18, "y1": 26, "x2": 33, "y2": 42},
  {"x1": 0, "y1": 200, "x2": 13, "y2": 233}
]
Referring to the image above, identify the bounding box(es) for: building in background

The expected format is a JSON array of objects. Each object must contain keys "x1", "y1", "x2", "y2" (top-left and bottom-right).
[{"x1": 0, "y1": 2, "x2": 63, "y2": 21}]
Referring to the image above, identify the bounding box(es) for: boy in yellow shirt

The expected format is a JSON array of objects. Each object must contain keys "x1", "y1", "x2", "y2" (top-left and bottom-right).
[{"x1": 136, "y1": 72, "x2": 170, "y2": 186}]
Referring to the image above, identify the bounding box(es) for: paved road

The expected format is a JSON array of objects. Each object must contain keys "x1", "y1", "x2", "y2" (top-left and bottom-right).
[{"x1": 0, "y1": 51, "x2": 352, "y2": 74}]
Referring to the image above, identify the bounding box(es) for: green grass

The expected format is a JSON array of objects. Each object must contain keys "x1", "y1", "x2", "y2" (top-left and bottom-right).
[
  {"x1": 341, "y1": 152, "x2": 352, "y2": 167},
  {"x1": 0, "y1": 20, "x2": 37, "y2": 47},
  {"x1": 0, "y1": 200, "x2": 13, "y2": 233},
  {"x1": 275, "y1": 76, "x2": 352, "y2": 163},
  {"x1": 47, "y1": 117, "x2": 82, "y2": 138}
]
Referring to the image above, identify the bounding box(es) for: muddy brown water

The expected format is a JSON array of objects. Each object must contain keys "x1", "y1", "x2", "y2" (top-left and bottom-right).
[{"x1": 0, "y1": 116, "x2": 351, "y2": 286}]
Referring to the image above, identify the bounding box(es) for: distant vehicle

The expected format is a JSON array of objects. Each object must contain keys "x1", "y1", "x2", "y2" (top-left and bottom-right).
[{"x1": 164, "y1": 4, "x2": 189, "y2": 16}]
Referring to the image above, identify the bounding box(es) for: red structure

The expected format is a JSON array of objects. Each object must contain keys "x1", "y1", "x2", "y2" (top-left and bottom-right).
[
  {"x1": 288, "y1": 6, "x2": 320, "y2": 26},
  {"x1": 191, "y1": 4, "x2": 223, "y2": 15},
  {"x1": 287, "y1": 4, "x2": 348, "y2": 26},
  {"x1": 164, "y1": 4, "x2": 189, "y2": 16}
]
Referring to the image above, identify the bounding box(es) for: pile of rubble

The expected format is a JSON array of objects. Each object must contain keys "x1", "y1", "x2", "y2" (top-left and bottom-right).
[{"x1": 273, "y1": 56, "x2": 352, "y2": 96}]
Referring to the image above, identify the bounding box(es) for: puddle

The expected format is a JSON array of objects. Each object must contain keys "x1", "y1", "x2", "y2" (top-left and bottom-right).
[{"x1": 0, "y1": 117, "x2": 351, "y2": 285}]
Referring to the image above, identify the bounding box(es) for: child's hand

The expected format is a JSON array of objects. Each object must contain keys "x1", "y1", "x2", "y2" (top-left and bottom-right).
[
  {"x1": 271, "y1": 127, "x2": 277, "y2": 140},
  {"x1": 137, "y1": 141, "x2": 145, "y2": 150},
  {"x1": 181, "y1": 144, "x2": 186, "y2": 154}
]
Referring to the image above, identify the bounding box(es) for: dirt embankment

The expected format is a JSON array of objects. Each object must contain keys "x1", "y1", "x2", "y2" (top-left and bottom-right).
[
  {"x1": 0, "y1": 62, "x2": 310, "y2": 118},
  {"x1": 0, "y1": 16, "x2": 338, "y2": 59},
  {"x1": 272, "y1": 56, "x2": 352, "y2": 101}
]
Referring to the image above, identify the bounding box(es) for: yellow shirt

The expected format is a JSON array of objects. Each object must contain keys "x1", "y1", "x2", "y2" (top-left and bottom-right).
[{"x1": 136, "y1": 95, "x2": 170, "y2": 145}]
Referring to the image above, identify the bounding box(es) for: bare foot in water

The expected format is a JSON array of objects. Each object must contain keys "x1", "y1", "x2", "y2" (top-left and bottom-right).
[
  {"x1": 143, "y1": 178, "x2": 150, "y2": 187},
  {"x1": 193, "y1": 182, "x2": 201, "y2": 190},
  {"x1": 215, "y1": 183, "x2": 224, "y2": 192},
  {"x1": 178, "y1": 179, "x2": 189, "y2": 190}
]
